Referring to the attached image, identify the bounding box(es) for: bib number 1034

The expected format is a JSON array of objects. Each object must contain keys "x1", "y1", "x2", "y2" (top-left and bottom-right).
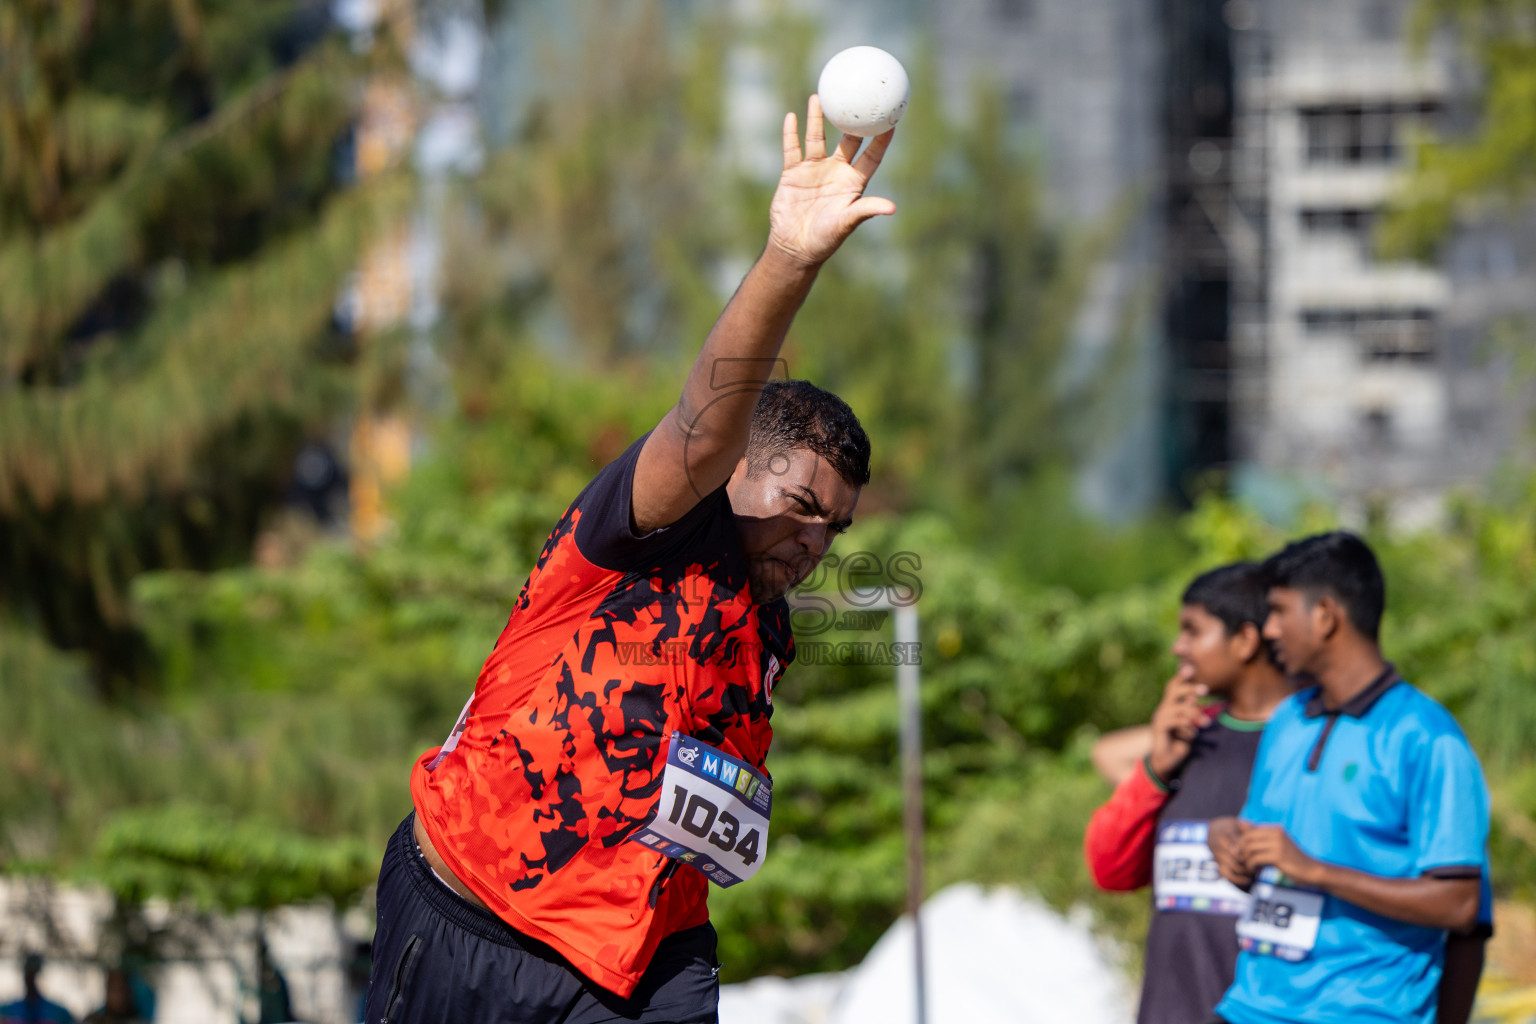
[{"x1": 629, "y1": 735, "x2": 772, "y2": 887}]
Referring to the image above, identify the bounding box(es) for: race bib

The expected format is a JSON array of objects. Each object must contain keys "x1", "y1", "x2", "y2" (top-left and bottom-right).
[
  {"x1": 425, "y1": 692, "x2": 476, "y2": 771},
  {"x1": 1236, "y1": 867, "x2": 1325, "y2": 961},
  {"x1": 628, "y1": 734, "x2": 772, "y2": 887},
  {"x1": 1153, "y1": 821, "x2": 1252, "y2": 916}
]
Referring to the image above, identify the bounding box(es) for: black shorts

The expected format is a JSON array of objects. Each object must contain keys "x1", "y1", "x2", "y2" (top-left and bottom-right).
[{"x1": 364, "y1": 814, "x2": 721, "y2": 1024}]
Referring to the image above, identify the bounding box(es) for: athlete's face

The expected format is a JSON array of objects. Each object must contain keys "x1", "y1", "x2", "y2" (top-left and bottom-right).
[
  {"x1": 1170, "y1": 603, "x2": 1255, "y2": 693},
  {"x1": 726, "y1": 449, "x2": 861, "y2": 605},
  {"x1": 1263, "y1": 586, "x2": 1325, "y2": 675}
]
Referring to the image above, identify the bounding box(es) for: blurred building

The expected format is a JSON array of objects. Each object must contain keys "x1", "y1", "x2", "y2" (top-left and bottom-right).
[
  {"x1": 835, "y1": 0, "x2": 1170, "y2": 516},
  {"x1": 490, "y1": 0, "x2": 1168, "y2": 515},
  {"x1": 867, "y1": 0, "x2": 1534, "y2": 519},
  {"x1": 335, "y1": 0, "x2": 485, "y2": 542},
  {"x1": 1225, "y1": 0, "x2": 1534, "y2": 522},
  {"x1": 481, "y1": 0, "x2": 1529, "y2": 519}
]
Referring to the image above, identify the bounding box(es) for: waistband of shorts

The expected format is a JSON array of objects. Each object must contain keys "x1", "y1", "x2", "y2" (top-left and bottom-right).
[{"x1": 391, "y1": 812, "x2": 563, "y2": 956}]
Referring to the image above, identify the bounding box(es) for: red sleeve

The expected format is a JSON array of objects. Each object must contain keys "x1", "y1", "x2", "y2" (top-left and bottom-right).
[{"x1": 1084, "y1": 759, "x2": 1172, "y2": 891}]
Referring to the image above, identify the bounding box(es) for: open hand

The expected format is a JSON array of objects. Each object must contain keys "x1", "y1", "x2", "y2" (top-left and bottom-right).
[{"x1": 767, "y1": 95, "x2": 896, "y2": 267}]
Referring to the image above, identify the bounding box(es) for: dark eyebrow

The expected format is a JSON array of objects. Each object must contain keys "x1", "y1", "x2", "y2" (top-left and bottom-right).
[{"x1": 788, "y1": 486, "x2": 853, "y2": 532}]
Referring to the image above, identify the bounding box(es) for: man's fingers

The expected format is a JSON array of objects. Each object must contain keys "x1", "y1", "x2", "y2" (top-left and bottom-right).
[
  {"x1": 782, "y1": 113, "x2": 802, "y2": 170},
  {"x1": 1239, "y1": 834, "x2": 1277, "y2": 865},
  {"x1": 853, "y1": 127, "x2": 894, "y2": 179},
  {"x1": 835, "y1": 130, "x2": 862, "y2": 164},
  {"x1": 1168, "y1": 706, "x2": 1207, "y2": 731},
  {"x1": 805, "y1": 95, "x2": 827, "y2": 159},
  {"x1": 838, "y1": 196, "x2": 897, "y2": 233},
  {"x1": 1164, "y1": 664, "x2": 1197, "y2": 693},
  {"x1": 1165, "y1": 674, "x2": 1207, "y2": 701}
]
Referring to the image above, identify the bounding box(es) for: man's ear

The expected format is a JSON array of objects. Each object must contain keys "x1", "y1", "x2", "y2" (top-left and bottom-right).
[
  {"x1": 1313, "y1": 594, "x2": 1342, "y2": 641},
  {"x1": 1231, "y1": 621, "x2": 1262, "y2": 663},
  {"x1": 723, "y1": 456, "x2": 751, "y2": 505}
]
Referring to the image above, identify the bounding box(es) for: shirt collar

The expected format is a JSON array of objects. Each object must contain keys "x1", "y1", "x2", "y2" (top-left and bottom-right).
[{"x1": 1302, "y1": 663, "x2": 1401, "y2": 719}]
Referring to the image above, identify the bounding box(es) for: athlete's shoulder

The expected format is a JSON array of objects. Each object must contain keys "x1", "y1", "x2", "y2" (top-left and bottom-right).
[{"x1": 1386, "y1": 679, "x2": 1473, "y2": 744}]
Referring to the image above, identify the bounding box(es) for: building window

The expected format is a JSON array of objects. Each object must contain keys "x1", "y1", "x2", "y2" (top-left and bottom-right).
[
  {"x1": 1300, "y1": 102, "x2": 1437, "y2": 165},
  {"x1": 1450, "y1": 230, "x2": 1523, "y2": 281},
  {"x1": 1299, "y1": 207, "x2": 1375, "y2": 235},
  {"x1": 1300, "y1": 207, "x2": 1379, "y2": 255},
  {"x1": 1362, "y1": 407, "x2": 1393, "y2": 448},
  {"x1": 1361, "y1": 0, "x2": 1400, "y2": 41},
  {"x1": 993, "y1": 0, "x2": 1035, "y2": 26},
  {"x1": 1301, "y1": 307, "x2": 1436, "y2": 362},
  {"x1": 1008, "y1": 83, "x2": 1035, "y2": 121}
]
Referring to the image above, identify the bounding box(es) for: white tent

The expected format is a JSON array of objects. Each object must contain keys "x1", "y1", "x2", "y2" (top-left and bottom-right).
[{"x1": 719, "y1": 883, "x2": 1134, "y2": 1024}]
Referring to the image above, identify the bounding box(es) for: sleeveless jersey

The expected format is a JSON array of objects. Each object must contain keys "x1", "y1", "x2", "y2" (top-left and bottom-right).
[
  {"x1": 1139, "y1": 712, "x2": 1265, "y2": 1024},
  {"x1": 410, "y1": 436, "x2": 793, "y2": 997}
]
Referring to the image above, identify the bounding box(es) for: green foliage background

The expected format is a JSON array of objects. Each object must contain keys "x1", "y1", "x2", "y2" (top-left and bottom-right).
[{"x1": 1, "y1": 0, "x2": 1534, "y2": 989}]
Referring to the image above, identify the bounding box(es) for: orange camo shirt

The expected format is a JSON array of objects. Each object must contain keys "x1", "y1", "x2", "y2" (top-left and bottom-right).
[{"x1": 411, "y1": 438, "x2": 792, "y2": 997}]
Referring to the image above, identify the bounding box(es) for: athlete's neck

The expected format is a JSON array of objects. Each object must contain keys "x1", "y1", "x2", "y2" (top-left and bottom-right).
[
  {"x1": 1224, "y1": 663, "x2": 1293, "y2": 721},
  {"x1": 1313, "y1": 640, "x2": 1390, "y2": 711}
]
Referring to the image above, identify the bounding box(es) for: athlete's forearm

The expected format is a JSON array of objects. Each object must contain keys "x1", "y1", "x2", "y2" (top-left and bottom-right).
[
  {"x1": 1296, "y1": 862, "x2": 1480, "y2": 931},
  {"x1": 1437, "y1": 930, "x2": 1487, "y2": 1024},
  {"x1": 631, "y1": 246, "x2": 819, "y2": 531},
  {"x1": 670, "y1": 245, "x2": 818, "y2": 463}
]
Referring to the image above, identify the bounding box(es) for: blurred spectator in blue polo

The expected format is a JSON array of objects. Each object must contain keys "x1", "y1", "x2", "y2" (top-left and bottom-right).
[
  {"x1": 82, "y1": 969, "x2": 144, "y2": 1024},
  {"x1": 1, "y1": 954, "x2": 75, "y2": 1024},
  {"x1": 246, "y1": 957, "x2": 298, "y2": 1024}
]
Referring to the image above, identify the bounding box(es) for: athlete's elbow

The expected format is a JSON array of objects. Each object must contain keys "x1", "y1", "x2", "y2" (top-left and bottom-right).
[
  {"x1": 1086, "y1": 861, "x2": 1124, "y2": 891},
  {"x1": 1083, "y1": 844, "x2": 1144, "y2": 892},
  {"x1": 1092, "y1": 870, "x2": 1145, "y2": 893},
  {"x1": 1430, "y1": 883, "x2": 1482, "y2": 933},
  {"x1": 1446, "y1": 890, "x2": 1480, "y2": 934},
  {"x1": 1084, "y1": 856, "x2": 1115, "y2": 891}
]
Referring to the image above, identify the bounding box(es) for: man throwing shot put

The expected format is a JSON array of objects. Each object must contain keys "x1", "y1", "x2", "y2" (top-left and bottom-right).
[
  {"x1": 1207, "y1": 532, "x2": 1492, "y2": 1024},
  {"x1": 363, "y1": 97, "x2": 895, "y2": 1024}
]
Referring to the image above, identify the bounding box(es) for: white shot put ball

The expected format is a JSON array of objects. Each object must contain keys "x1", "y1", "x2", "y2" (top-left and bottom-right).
[{"x1": 816, "y1": 46, "x2": 909, "y2": 137}]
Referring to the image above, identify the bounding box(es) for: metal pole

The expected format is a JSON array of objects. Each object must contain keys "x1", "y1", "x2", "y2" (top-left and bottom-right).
[
  {"x1": 893, "y1": 602, "x2": 926, "y2": 1024},
  {"x1": 791, "y1": 587, "x2": 925, "y2": 1023}
]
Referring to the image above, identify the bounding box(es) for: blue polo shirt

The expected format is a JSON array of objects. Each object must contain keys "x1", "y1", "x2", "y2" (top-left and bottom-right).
[{"x1": 1216, "y1": 667, "x2": 1490, "y2": 1024}]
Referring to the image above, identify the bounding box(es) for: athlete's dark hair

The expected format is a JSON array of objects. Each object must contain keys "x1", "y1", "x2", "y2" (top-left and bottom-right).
[
  {"x1": 745, "y1": 379, "x2": 871, "y2": 487},
  {"x1": 1182, "y1": 562, "x2": 1278, "y2": 666},
  {"x1": 1261, "y1": 531, "x2": 1385, "y2": 642}
]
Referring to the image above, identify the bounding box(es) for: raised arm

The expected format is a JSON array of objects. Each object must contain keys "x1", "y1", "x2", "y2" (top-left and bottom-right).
[{"x1": 630, "y1": 96, "x2": 896, "y2": 532}]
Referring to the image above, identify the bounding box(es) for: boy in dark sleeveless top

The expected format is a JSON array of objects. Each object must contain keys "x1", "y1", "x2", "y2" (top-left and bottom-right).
[{"x1": 1085, "y1": 563, "x2": 1291, "y2": 1024}]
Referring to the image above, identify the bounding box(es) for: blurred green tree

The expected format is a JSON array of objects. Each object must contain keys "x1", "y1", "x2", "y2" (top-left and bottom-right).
[
  {"x1": 9, "y1": 0, "x2": 1532, "y2": 991},
  {"x1": 0, "y1": 0, "x2": 403, "y2": 690},
  {"x1": 1381, "y1": 0, "x2": 1536, "y2": 254}
]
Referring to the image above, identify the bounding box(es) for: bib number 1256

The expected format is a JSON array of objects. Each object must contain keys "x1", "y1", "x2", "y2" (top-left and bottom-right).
[{"x1": 629, "y1": 735, "x2": 772, "y2": 887}]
